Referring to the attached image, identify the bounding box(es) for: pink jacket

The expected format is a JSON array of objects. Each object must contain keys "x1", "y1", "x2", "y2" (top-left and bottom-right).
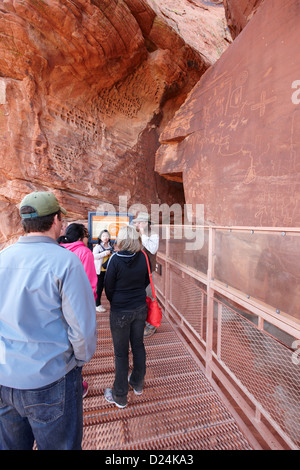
[{"x1": 60, "y1": 241, "x2": 97, "y2": 301}]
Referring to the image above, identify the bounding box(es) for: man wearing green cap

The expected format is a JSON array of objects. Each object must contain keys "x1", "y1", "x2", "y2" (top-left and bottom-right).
[{"x1": 0, "y1": 191, "x2": 97, "y2": 450}]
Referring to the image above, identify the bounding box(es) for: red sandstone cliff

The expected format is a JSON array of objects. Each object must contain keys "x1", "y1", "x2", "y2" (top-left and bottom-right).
[
  {"x1": 223, "y1": 0, "x2": 264, "y2": 39},
  {"x1": 0, "y1": 0, "x2": 229, "y2": 246}
]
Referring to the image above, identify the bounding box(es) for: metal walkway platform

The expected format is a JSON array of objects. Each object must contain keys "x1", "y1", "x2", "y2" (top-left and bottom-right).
[{"x1": 81, "y1": 304, "x2": 253, "y2": 450}]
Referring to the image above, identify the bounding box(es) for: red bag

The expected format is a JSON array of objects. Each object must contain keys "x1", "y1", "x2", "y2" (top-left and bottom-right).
[
  {"x1": 146, "y1": 296, "x2": 162, "y2": 328},
  {"x1": 142, "y1": 251, "x2": 162, "y2": 328}
]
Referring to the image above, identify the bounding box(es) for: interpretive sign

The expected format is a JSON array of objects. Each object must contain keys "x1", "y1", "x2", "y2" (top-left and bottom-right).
[{"x1": 88, "y1": 212, "x2": 133, "y2": 242}]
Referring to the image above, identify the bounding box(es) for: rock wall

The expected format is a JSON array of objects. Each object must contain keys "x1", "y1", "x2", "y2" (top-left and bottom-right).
[
  {"x1": 223, "y1": 0, "x2": 264, "y2": 39},
  {"x1": 156, "y1": 0, "x2": 300, "y2": 228},
  {"x1": 155, "y1": 0, "x2": 300, "y2": 320},
  {"x1": 0, "y1": 0, "x2": 229, "y2": 246}
]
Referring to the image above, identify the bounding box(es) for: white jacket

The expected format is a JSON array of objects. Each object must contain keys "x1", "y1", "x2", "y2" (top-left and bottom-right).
[
  {"x1": 93, "y1": 242, "x2": 113, "y2": 274},
  {"x1": 141, "y1": 233, "x2": 159, "y2": 255}
]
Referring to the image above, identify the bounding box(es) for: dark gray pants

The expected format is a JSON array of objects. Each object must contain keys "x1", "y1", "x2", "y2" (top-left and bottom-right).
[{"x1": 110, "y1": 304, "x2": 147, "y2": 406}]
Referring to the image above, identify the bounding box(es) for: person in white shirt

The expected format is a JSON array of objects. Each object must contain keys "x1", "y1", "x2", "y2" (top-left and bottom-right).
[
  {"x1": 93, "y1": 229, "x2": 114, "y2": 312},
  {"x1": 132, "y1": 212, "x2": 159, "y2": 337}
]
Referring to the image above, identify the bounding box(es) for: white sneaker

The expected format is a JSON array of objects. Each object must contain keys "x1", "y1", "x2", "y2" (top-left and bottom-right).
[
  {"x1": 96, "y1": 305, "x2": 106, "y2": 312},
  {"x1": 104, "y1": 388, "x2": 127, "y2": 408},
  {"x1": 128, "y1": 373, "x2": 143, "y2": 395}
]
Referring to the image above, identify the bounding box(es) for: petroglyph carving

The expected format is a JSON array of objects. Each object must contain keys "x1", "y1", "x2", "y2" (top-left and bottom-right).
[{"x1": 251, "y1": 90, "x2": 277, "y2": 117}]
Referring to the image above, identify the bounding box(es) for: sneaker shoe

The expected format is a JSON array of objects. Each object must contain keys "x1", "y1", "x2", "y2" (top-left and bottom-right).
[
  {"x1": 83, "y1": 381, "x2": 89, "y2": 398},
  {"x1": 144, "y1": 325, "x2": 157, "y2": 338},
  {"x1": 128, "y1": 373, "x2": 143, "y2": 396},
  {"x1": 104, "y1": 388, "x2": 127, "y2": 408},
  {"x1": 96, "y1": 305, "x2": 106, "y2": 312}
]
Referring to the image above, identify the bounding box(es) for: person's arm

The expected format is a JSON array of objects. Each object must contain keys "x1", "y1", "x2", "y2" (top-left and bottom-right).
[
  {"x1": 61, "y1": 263, "x2": 97, "y2": 365},
  {"x1": 141, "y1": 233, "x2": 159, "y2": 254}
]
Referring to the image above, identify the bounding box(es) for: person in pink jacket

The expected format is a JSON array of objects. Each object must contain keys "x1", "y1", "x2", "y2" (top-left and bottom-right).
[
  {"x1": 58, "y1": 223, "x2": 97, "y2": 301},
  {"x1": 58, "y1": 223, "x2": 97, "y2": 399}
]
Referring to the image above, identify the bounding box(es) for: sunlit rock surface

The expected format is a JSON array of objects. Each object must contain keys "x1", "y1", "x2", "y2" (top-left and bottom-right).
[{"x1": 0, "y1": 0, "x2": 229, "y2": 246}]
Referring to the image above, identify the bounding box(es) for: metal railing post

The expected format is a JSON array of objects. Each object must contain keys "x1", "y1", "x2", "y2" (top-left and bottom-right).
[
  {"x1": 206, "y1": 226, "x2": 215, "y2": 379},
  {"x1": 165, "y1": 225, "x2": 171, "y2": 320}
]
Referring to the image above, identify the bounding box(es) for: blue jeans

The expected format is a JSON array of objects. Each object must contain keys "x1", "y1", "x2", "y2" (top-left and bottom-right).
[
  {"x1": 0, "y1": 366, "x2": 83, "y2": 450},
  {"x1": 110, "y1": 303, "x2": 147, "y2": 406}
]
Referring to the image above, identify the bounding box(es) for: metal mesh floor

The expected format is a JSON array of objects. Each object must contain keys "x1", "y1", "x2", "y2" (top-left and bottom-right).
[{"x1": 82, "y1": 303, "x2": 253, "y2": 450}]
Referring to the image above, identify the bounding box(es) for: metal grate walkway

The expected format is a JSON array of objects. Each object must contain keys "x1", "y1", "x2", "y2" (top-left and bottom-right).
[{"x1": 81, "y1": 301, "x2": 253, "y2": 450}]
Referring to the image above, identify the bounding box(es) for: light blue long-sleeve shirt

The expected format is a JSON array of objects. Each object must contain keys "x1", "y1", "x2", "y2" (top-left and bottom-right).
[{"x1": 0, "y1": 236, "x2": 97, "y2": 389}]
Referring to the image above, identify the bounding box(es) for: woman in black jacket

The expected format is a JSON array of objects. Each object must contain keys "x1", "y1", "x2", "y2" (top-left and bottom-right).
[{"x1": 104, "y1": 225, "x2": 150, "y2": 408}]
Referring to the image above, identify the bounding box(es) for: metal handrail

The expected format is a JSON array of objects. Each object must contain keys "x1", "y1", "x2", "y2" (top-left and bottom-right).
[{"x1": 153, "y1": 224, "x2": 300, "y2": 450}]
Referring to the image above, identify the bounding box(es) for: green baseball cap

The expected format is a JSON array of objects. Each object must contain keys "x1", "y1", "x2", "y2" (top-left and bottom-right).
[{"x1": 19, "y1": 191, "x2": 67, "y2": 219}]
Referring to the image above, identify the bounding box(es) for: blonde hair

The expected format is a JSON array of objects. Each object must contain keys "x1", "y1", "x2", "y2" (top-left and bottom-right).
[{"x1": 116, "y1": 225, "x2": 142, "y2": 253}]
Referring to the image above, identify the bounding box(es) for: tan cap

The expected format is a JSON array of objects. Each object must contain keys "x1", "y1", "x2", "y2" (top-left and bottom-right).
[{"x1": 19, "y1": 191, "x2": 67, "y2": 219}]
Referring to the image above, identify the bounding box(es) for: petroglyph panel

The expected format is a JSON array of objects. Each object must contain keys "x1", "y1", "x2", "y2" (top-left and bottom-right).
[{"x1": 157, "y1": 0, "x2": 300, "y2": 228}]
